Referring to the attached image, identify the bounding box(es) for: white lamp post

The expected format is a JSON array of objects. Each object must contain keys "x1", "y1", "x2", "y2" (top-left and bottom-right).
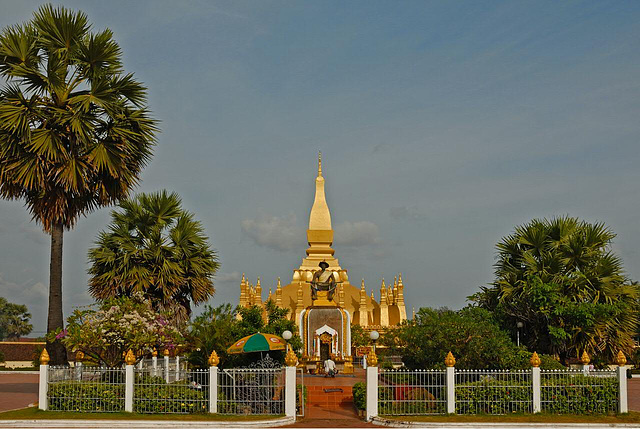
[
  {"x1": 282, "y1": 330, "x2": 293, "y2": 352},
  {"x1": 370, "y1": 330, "x2": 379, "y2": 353},
  {"x1": 516, "y1": 321, "x2": 524, "y2": 347}
]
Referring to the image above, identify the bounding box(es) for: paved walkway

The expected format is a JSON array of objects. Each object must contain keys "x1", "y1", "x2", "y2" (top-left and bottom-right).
[{"x1": 0, "y1": 373, "x2": 38, "y2": 412}]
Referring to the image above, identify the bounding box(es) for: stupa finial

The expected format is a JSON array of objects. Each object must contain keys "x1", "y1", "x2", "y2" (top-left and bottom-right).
[{"x1": 318, "y1": 151, "x2": 322, "y2": 177}]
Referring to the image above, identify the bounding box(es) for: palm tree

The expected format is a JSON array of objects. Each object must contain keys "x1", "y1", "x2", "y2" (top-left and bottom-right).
[
  {"x1": 88, "y1": 190, "x2": 218, "y2": 321},
  {"x1": 474, "y1": 216, "x2": 639, "y2": 362},
  {"x1": 0, "y1": 5, "x2": 157, "y2": 363}
]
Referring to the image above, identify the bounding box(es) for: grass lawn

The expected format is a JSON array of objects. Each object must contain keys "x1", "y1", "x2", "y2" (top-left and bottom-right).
[
  {"x1": 379, "y1": 412, "x2": 640, "y2": 424},
  {"x1": 0, "y1": 407, "x2": 283, "y2": 421}
]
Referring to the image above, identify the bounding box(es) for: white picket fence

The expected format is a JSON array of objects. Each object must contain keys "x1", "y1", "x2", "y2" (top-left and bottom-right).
[
  {"x1": 39, "y1": 362, "x2": 297, "y2": 418},
  {"x1": 368, "y1": 365, "x2": 627, "y2": 419}
]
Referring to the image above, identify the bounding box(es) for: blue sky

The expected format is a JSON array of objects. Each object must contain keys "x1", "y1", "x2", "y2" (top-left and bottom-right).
[{"x1": 1, "y1": 1, "x2": 639, "y2": 334}]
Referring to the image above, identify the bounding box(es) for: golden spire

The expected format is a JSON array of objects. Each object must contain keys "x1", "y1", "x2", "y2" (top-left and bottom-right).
[
  {"x1": 275, "y1": 277, "x2": 283, "y2": 307},
  {"x1": 379, "y1": 279, "x2": 389, "y2": 326},
  {"x1": 255, "y1": 278, "x2": 262, "y2": 306},
  {"x1": 268, "y1": 288, "x2": 273, "y2": 301},
  {"x1": 308, "y1": 153, "x2": 332, "y2": 231},
  {"x1": 359, "y1": 279, "x2": 368, "y2": 326},
  {"x1": 239, "y1": 273, "x2": 247, "y2": 307},
  {"x1": 397, "y1": 273, "x2": 407, "y2": 321}
]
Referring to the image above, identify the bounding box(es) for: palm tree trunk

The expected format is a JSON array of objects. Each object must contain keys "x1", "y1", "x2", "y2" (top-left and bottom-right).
[{"x1": 46, "y1": 223, "x2": 67, "y2": 365}]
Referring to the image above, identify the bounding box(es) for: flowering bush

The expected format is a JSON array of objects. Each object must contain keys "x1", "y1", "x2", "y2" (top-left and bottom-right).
[{"x1": 49, "y1": 296, "x2": 184, "y2": 367}]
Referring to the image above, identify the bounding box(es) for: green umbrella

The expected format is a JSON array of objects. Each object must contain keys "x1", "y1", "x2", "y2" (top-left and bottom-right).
[{"x1": 227, "y1": 333, "x2": 287, "y2": 354}]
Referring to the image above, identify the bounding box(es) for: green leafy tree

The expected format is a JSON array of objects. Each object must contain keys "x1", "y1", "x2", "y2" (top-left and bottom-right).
[
  {"x1": 187, "y1": 302, "x2": 302, "y2": 368},
  {"x1": 88, "y1": 190, "x2": 218, "y2": 321},
  {"x1": 0, "y1": 5, "x2": 157, "y2": 364},
  {"x1": 472, "y1": 216, "x2": 639, "y2": 363},
  {"x1": 50, "y1": 295, "x2": 184, "y2": 367},
  {"x1": 350, "y1": 324, "x2": 369, "y2": 347},
  {"x1": 384, "y1": 306, "x2": 534, "y2": 369},
  {"x1": 0, "y1": 297, "x2": 33, "y2": 340},
  {"x1": 186, "y1": 303, "x2": 237, "y2": 368}
]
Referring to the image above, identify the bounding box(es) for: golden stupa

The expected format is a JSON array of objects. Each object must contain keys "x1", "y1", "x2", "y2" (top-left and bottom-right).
[{"x1": 237, "y1": 154, "x2": 407, "y2": 364}]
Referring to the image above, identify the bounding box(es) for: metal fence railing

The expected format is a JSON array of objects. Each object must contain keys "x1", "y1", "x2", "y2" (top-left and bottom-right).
[
  {"x1": 218, "y1": 368, "x2": 285, "y2": 415},
  {"x1": 541, "y1": 369, "x2": 618, "y2": 414},
  {"x1": 455, "y1": 369, "x2": 532, "y2": 414},
  {"x1": 296, "y1": 367, "x2": 305, "y2": 417},
  {"x1": 378, "y1": 369, "x2": 446, "y2": 415},
  {"x1": 47, "y1": 366, "x2": 125, "y2": 412},
  {"x1": 133, "y1": 367, "x2": 209, "y2": 414}
]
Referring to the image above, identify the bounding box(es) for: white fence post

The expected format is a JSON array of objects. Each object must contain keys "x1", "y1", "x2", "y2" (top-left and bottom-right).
[
  {"x1": 366, "y1": 366, "x2": 378, "y2": 420},
  {"x1": 125, "y1": 350, "x2": 135, "y2": 413},
  {"x1": 445, "y1": 351, "x2": 455, "y2": 414},
  {"x1": 175, "y1": 355, "x2": 180, "y2": 381},
  {"x1": 208, "y1": 351, "x2": 220, "y2": 414},
  {"x1": 617, "y1": 351, "x2": 628, "y2": 413},
  {"x1": 209, "y1": 365, "x2": 218, "y2": 413},
  {"x1": 152, "y1": 355, "x2": 158, "y2": 377},
  {"x1": 38, "y1": 350, "x2": 49, "y2": 411},
  {"x1": 164, "y1": 351, "x2": 170, "y2": 383},
  {"x1": 285, "y1": 366, "x2": 297, "y2": 418},
  {"x1": 446, "y1": 366, "x2": 455, "y2": 414},
  {"x1": 532, "y1": 366, "x2": 541, "y2": 413}
]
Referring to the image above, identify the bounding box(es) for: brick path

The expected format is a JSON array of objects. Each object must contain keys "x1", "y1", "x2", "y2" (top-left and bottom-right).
[
  {"x1": 0, "y1": 373, "x2": 38, "y2": 412},
  {"x1": 628, "y1": 378, "x2": 640, "y2": 412},
  {"x1": 285, "y1": 370, "x2": 374, "y2": 427}
]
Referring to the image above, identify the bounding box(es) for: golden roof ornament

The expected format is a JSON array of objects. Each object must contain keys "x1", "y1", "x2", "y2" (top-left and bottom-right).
[
  {"x1": 366, "y1": 349, "x2": 378, "y2": 366},
  {"x1": 580, "y1": 350, "x2": 590, "y2": 365},
  {"x1": 125, "y1": 349, "x2": 136, "y2": 365},
  {"x1": 530, "y1": 351, "x2": 541, "y2": 368},
  {"x1": 285, "y1": 348, "x2": 298, "y2": 367},
  {"x1": 616, "y1": 350, "x2": 627, "y2": 366},
  {"x1": 40, "y1": 348, "x2": 50, "y2": 365},
  {"x1": 208, "y1": 350, "x2": 220, "y2": 366},
  {"x1": 444, "y1": 351, "x2": 456, "y2": 367}
]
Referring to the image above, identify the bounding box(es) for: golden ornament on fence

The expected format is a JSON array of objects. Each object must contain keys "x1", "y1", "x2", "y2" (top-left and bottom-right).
[
  {"x1": 444, "y1": 351, "x2": 456, "y2": 367},
  {"x1": 152, "y1": 348, "x2": 158, "y2": 357},
  {"x1": 285, "y1": 348, "x2": 298, "y2": 367},
  {"x1": 530, "y1": 351, "x2": 541, "y2": 368},
  {"x1": 580, "y1": 350, "x2": 590, "y2": 365},
  {"x1": 163, "y1": 349, "x2": 170, "y2": 357},
  {"x1": 208, "y1": 350, "x2": 220, "y2": 366},
  {"x1": 616, "y1": 350, "x2": 627, "y2": 366},
  {"x1": 75, "y1": 350, "x2": 84, "y2": 362},
  {"x1": 125, "y1": 349, "x2": 136, "y2": 365},
  {"x1": 40, "y1": 348, "x2": 50, "y2": 365},
  {"x1": 366, "y1": 350, "x2": 378, "y2": 366}
]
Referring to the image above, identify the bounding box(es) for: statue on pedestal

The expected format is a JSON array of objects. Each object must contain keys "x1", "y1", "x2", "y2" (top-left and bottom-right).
[{"x1": 310, "y1": 261, "x2": 337, "y2": 302}]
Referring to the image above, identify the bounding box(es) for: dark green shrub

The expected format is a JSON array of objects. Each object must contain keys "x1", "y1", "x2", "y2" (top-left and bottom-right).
[
  {"x1": 456, "y1": 379, "x2": 531, "y2": 414},
  {"x1": 133, "y1": 379, "x2": 208, "y2": 414},
  {"x1": 353, "y1": 382, "x2": 366, "y2": 410},
  {"x1": 541, "y1": 375, "x2": 618, "y2": 414},
  {"x1": 48, "y1": 382, "x2": 125, "y2": 412}
]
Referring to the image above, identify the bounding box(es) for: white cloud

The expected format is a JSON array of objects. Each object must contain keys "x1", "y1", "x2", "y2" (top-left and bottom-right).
[
  {"x1": 389, "y1": 206, "x2": 427, "y2": 222},
  {"x1": 241, "y1": 213, "x2": 305, "y2": 251},
  {"x1": 334, "y1": 221, "x2": 380, "y2": 247}
]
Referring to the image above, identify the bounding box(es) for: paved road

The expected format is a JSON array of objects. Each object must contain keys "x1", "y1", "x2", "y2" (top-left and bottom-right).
[{"x1": 0, "y1": 373, "x2": 38, "y2": 412}]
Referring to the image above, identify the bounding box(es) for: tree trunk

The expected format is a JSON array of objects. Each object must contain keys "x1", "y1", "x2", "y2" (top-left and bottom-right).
[{"x1": 46, "y1": 223, "x2": 67, "y2": 365}]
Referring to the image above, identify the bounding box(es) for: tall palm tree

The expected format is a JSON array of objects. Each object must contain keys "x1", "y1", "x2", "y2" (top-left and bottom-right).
[
  {"x1": 474, "y1": 216, "x2": 639, "y2": 362},
  {"x1": 0, "y1": 5, "x2": 157, "y2": 363},
  {"x1": 88, "y1": 191, "x2": 218, "y2": 321}
]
